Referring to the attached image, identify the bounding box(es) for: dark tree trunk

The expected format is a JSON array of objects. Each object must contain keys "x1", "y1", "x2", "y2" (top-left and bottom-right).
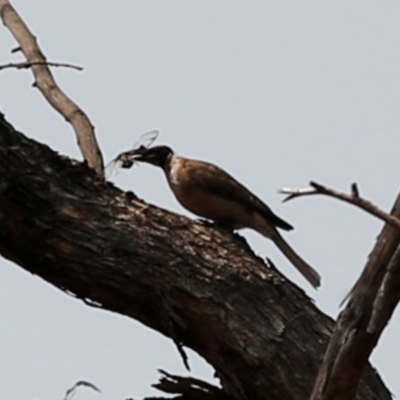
[{"x1": 0, "y1": 112, "x2": 391, "y2": 400}]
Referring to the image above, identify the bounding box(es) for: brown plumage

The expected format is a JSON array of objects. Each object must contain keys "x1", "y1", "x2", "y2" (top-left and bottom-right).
[{"x1": 133, "y1": 145, "x2": 321, "y2": 288}]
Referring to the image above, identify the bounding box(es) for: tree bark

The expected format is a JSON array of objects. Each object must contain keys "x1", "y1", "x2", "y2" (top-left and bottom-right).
[{"x1": 0, "y1": 112, "x2": 391, "y2": 400}]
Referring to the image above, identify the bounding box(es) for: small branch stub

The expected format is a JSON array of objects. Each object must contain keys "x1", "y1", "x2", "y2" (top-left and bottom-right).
[{"x1": 350, "y1": 182, "x2": 359, "y2": 198}]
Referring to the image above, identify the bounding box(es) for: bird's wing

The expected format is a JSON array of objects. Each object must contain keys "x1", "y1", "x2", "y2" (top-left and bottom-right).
[{"x1": 188, "y1": 160, "x2": 293, "y2": 231}]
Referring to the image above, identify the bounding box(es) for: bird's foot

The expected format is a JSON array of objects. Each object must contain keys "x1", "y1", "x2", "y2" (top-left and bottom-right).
[{"x1": 196, "y1": 219, "x2": 236, "y2": 232}]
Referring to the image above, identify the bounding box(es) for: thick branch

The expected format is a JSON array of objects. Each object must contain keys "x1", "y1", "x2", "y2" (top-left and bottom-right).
[
  {"x1": 0, "y1": 113, "x2": 391, "y2": 400},
  {"x1": 280, "y1": 181, "x2": 400, "y2": 230},
  {"x1": 0, "y1": 0, "x2": 104, "y2": 175}
]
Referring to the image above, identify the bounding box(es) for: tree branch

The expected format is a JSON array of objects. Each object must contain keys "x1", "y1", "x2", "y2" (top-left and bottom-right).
[
  {"x1": 148, "y1": 370, "x2": 232, "y2": 400},
  {"x1": 310, "y1": 192, "x2": 400, "y2": 400},
  {"x1": 0, "y1": 112, "x2": 391, "y2": 400},
  {"x1": 0, "y1": 0, "x2": 104, "y2": 175},
  {"x1": 64, "y1": 381, "x2": 101, "y2": 400},
  {"x1": 281, "y1": 181, "x2": 400, "y2": 399},
  {"x1": 279, "y1": 181, "x2": 400, "y2": 230},
  {"x1": 0, "y1": 60, "x2": 83, "y2": 71}
]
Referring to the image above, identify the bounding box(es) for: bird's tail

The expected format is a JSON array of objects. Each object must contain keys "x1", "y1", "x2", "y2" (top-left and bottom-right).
[{"x1": 271, "y1": 231, "x2": 321, "y2": 289}]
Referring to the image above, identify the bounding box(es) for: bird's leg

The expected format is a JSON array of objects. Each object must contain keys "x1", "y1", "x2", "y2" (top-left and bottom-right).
[
  {"x1": 197, "y1": 218, "x2": 236, "y2": 232},
  {"x1": 213, "y1": 220, "x2": 237, "y2": 231}
]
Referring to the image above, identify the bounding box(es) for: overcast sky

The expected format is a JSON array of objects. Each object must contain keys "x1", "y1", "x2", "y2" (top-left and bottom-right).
[{"x1": 1, "y1": 1, "x2": 400, "y2": 399}]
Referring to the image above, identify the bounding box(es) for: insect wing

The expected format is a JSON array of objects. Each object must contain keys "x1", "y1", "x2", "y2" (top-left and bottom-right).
[
  {"x1": 105, "y1": 158, "x2": 123, "y2": 179},
  {"x1": 106, "y1": 130, "x2": 159, "y2": 179},
  {"x1": 132, "y1": 129, "x2": 159, "y2": 151}
]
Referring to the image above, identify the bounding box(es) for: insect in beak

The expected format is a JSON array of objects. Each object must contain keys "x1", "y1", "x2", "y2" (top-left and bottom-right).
[{"x1": 105, "y1": 130, "x2": 159, "y2": 178}]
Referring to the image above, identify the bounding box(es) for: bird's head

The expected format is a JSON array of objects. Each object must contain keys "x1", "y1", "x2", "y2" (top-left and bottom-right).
[{"x1": 132, "y1": 145, "x2": 174, "y2": 168}]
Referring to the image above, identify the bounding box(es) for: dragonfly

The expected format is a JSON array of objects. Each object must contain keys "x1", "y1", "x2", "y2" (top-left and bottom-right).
[{"x1": 105, "y1": 129, "x2": 159, "y2": 178}]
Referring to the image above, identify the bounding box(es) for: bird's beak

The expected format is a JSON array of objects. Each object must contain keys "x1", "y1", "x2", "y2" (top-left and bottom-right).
[{"x1": 127, "y1": 146, "x2": 149, "y2": 162}]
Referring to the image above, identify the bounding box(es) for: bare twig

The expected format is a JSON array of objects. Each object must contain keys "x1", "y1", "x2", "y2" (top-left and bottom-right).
[
  {"x1": 0, "y1": 60, "x2": 83, "y2": 71},
  {"x1": 310, "y1": 194, "x2": 400, "y2": 400},
  {"x1": 0, "y1": 0, "x2": 104, "y2": 175},
  {"x1": 64, "y1": 380, "x2": 101, "y2": 400},
  {"x1": 279, "y1": 180, "x2": 400, "y2": 230}
]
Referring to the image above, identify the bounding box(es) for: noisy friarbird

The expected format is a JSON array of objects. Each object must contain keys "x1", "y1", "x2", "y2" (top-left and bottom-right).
[{"x1": 132, "y1": 146, "x2": 321, "y2": 288}]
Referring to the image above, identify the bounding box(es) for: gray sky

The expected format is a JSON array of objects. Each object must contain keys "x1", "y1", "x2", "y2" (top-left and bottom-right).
[{"x1": 1, "y1": 1, "x2": 400, "y2": 399}]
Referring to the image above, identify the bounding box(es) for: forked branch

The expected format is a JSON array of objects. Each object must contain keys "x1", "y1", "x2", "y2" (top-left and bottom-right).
[
  {"x1": 310, "y1": 194, "x2": 400, "y2": 400},
  {"x1": 0, "y1": 0, "x2": 104, "y2": 175},
  {"x1": 279, "y1": 180, "x2": 400, "y2": 399}
]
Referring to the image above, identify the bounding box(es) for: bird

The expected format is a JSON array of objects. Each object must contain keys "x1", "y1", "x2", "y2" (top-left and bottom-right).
[{"x1": 131, "y1": 145, "x2": 321, "y2": 288}]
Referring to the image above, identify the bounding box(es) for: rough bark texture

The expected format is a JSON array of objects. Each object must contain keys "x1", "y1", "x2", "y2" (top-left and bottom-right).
[{"x1": 0, "y1": 112, "x2": 391, "y2": 400}]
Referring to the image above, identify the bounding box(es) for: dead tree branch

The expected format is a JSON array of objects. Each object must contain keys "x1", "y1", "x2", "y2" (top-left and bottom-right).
[
  {"x1": 279, "y1": 181, "x2": 400, "y2": 230},
  {"x1": 279, "y1": 182, "x2": 400, "y2": 399},
  {"x1": 0, "y1": 113, "x2": 391, "y2": 400},
  {"x1": 0, "y1": 60, "x2": 83, "y2": 71},
  {"x1": 310, "y1": 193, "x2": 400, "y2": 400},
  {"x1": 148, "y1": 370, "x2": 232, "y2": 400},
  {"x1": 0, "y1": 0, "x2": 104, "y2": 175}
]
